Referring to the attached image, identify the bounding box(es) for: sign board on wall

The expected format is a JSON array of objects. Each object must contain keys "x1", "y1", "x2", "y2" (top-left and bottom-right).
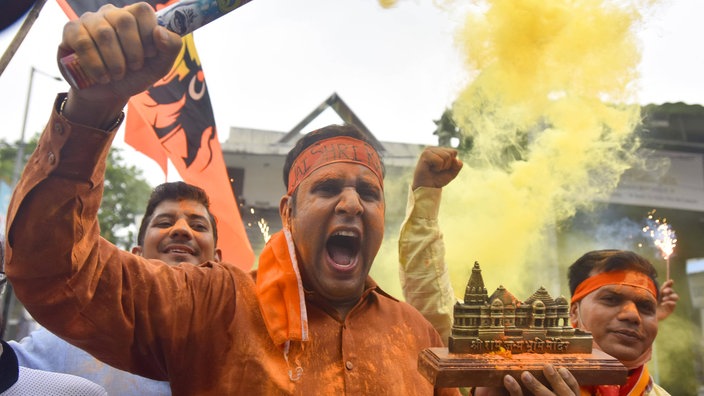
[{"x1": 607, "y1": 150, "x2": 704, "y2": 212}]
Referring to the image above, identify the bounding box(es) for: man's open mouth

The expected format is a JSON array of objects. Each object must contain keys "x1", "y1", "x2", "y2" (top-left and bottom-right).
[{"x1": 327, "y1": 231, "x2": 360, "y2": 269}]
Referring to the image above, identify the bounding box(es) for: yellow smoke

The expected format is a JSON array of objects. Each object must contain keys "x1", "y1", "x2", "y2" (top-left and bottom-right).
[
  {"x1": 378, "y1": 0, "x2": 398, "y2": 8},
  {"x1": 375, "y1": 0, "x2": 661, "y2": 297},
  {"x1": 371, "y1": 1, "x2": 655, "y2": 292},
  {"x1": 443, "y1": 0, "x2": 650, "y2": 296}
]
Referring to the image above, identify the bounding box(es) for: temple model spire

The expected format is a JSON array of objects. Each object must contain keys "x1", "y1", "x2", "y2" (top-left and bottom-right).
[{"x1": 450, "y1": 262, "x2": 588, "y2": 354}]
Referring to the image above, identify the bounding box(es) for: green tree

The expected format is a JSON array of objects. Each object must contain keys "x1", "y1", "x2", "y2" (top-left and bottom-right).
[
  {"x1": 0, "y1": 138, "x2": 33, "y2": 186},
  {"x1": 433, "y1": 107, "x2": 473, "y2": 153},
  {"x1": 1, "y1": 137, "x2": 152, "y2": 249},
  {"x1": 100, "y1": 149, "x2": 153, "y2": 249}
]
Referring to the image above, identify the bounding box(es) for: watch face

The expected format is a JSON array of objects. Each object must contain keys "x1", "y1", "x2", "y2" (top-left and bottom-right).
[{"x1": 0, "y1": 0, "x2": 36, "y2": 32}]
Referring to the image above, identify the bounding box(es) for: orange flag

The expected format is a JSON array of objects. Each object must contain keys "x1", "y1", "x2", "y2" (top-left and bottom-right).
[{"x1": 126, "y1": 34, "x2": 254, "y2": 269}]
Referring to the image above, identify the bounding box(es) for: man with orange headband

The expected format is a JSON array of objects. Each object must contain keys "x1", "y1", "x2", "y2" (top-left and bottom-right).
[
  {"x1": 567, "y1": 250, "x2": 669, "y2": 395},
  {"x1": 5, "y1": 4, "x2": 466, "y2": 394}
]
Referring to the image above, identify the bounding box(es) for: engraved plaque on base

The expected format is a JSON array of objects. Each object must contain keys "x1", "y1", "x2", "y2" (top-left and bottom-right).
[{"x1": 418, "y1": 347, "x2": 627, "y2": 388}]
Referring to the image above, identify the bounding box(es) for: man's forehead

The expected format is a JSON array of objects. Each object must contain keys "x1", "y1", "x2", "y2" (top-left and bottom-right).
[
  {"x1": 593, "y1": 283, "x2": 657, "y2": 302},
  {"x1": 304, "y1": 162, "x2": 382, "y2": 185},
  {"x1": 152, "y1": 199, "x2": 210, "y2": 217}
]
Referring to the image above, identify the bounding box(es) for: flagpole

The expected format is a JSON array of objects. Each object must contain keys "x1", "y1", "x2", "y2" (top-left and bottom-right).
[{"x1": 0, "y1": 0, "x2": 49, "y2": 77}]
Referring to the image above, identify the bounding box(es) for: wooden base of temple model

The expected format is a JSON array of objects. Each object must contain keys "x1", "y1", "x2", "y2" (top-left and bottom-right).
[{"x1": 418, "y1": 348, "x2": 627, "y2": 388}]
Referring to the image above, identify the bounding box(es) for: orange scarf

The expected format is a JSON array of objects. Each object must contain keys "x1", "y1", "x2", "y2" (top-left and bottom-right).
[
  {"x1": 255, "y1": 229, "x2": 309, "y2": 346},
  {"x1": 580, "y1": 365, "x2": 652, "y2": 396}
]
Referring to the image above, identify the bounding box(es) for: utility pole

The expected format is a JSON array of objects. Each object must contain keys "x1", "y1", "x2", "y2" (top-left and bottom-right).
[{"x1": 10, "y1": 66, "x2": 62, "y2": 186}]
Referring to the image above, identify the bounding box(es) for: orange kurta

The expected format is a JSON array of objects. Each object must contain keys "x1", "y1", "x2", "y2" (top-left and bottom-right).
[{"x1": 4, "y1": 94, "x2": 458, "y2": 396}]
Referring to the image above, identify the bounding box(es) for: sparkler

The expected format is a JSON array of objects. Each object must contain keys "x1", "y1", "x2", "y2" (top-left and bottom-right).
[
  {"x1": 257, "y1": 218, "x2": 271, "y2": 244},
  {"x1": 641, "y1": 210, "x2": 677, "y2": 280},
  {"x1": 248, "y1": 208, "x2": 270, "y2": 243}
]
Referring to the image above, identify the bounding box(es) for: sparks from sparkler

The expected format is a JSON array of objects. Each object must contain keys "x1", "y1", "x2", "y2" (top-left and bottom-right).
[
  {"x1": 246, "y1": 208, "x2": 256, "y2": 228},
  {"x1": 641, "y1": 210, "x2": 677, "y2": 280},
  {"x1": 247, "y1": 207, "x2": 271, "y2": 243},
  {"x1": 258, "y1": 219, "x2": 271, "y2": 244}
]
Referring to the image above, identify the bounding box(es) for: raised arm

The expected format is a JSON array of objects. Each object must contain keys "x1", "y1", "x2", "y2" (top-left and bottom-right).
[
  {"x1": 399, "y1": 147, "x2": 462, "y2": 341},
  {"x1": 657, "y1": 279, "x2": 679, "y2": 321}
]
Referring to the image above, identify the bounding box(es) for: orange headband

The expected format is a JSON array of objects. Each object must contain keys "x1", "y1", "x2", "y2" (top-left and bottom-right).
[
  {"x1": 287, "y1": 136, "x2": 384, "y2": 195},
  {"x1": 571, "y1": 270, "x2": 657, "y2": 304}
]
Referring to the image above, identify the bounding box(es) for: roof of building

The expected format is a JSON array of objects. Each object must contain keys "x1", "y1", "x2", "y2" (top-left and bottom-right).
[
  {"x1": 221, "y1": 92, "x2": 427, "y2": 165},
  {"x1": 639, "y1": 102, "x2": 704, "y2": 153}
]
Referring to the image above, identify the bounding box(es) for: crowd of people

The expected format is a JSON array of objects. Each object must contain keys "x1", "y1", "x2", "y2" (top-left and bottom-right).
[{"x1": 0, "y1": 3, "x2": 680, "y2": 395}]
